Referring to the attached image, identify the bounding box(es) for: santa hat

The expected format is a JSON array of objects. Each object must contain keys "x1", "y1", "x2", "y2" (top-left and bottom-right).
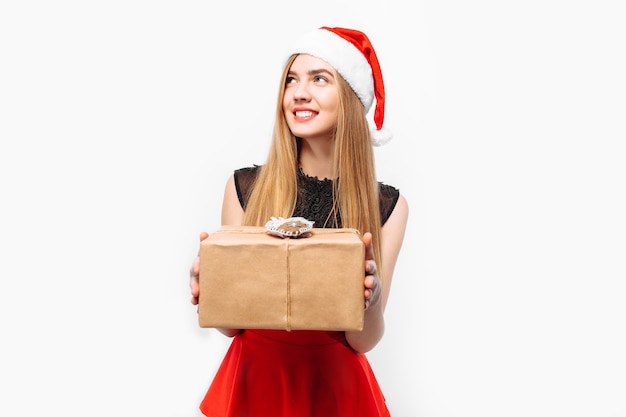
[{"x1": 285, "y1": 26, "x2": 392, "y2": 146}]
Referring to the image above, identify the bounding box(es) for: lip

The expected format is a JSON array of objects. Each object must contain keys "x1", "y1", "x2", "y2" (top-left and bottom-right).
[{"x1": 292, "y1": 107, "x2": 318, "y2": 121}]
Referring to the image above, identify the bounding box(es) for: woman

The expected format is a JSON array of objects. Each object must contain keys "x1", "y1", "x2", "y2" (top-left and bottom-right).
[{"x1": 190, "y1": 26, "x2": 409, "y2": 417}]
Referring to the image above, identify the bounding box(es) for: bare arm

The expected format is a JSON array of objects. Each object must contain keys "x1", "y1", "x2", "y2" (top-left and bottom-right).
[
  {"x1": 345, "y1": 194, "x2": 409, "y2": 353},
  {"x1": 221, "y1": 174, "x2": 244, "y2": 226}
]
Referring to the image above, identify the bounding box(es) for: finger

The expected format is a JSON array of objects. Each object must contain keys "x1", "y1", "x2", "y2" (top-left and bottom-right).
[
  {"x1": 364, "y1": 274, "x2": 375, "y2": 298},
  {"x1": 362, "y1": 232, "x2": 374, "y2": 262},
  {"x1": 191, "y1": 232, "x2": 208, "y2": 307},
  {"x1": 365, "y1": 260, "x2": 377, "y2": 276},
  {"x1": 190, "y1": 256, "x2": 200, "y2": 276},
  {"x1": 190, "y1": 269, "x2": 200, "y2": 305}
]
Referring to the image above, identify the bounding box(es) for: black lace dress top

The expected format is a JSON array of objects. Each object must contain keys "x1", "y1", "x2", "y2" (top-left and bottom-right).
[{"x1": 233, "y1": 165, "x2": 400, "y2": 227}]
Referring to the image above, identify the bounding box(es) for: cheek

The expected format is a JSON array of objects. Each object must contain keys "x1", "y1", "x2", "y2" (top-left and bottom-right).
[
  {"x1": 323, "y1": 90, "x2": 340, "y2": 111},
  {"x1": 282, "y1": 93, "x2": 292, "y2": 114},
  {"x1": 325, "y1": 98, "x2": 339, "y2": 118}
]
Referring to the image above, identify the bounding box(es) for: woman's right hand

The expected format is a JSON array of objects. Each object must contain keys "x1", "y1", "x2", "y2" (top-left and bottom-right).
[{"x1": 189, "y1": 231, "x2": 209, "y2": 305}]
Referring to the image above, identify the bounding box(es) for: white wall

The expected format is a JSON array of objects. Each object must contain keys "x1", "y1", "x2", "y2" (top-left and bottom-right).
[{"x1": 1, "y1": 1, "x2": 625, "y2": 416}]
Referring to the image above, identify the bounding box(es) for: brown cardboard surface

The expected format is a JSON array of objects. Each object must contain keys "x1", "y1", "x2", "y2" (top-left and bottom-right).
[{"x1": 198, "y1": 226, "x2": 365, "y2": 331}]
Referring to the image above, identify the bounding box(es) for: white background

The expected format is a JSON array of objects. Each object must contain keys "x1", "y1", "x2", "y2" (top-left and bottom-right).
[{"x1": 1, "y1": 1, "x2": 625, "y2": 416}]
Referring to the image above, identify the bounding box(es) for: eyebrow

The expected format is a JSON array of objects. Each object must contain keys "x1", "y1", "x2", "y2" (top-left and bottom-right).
[{"x1": 288, "y1": 68, "x2": 335, "y2": 78}]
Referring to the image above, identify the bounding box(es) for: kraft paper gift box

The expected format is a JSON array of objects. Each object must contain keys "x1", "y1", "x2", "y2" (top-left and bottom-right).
[{"x1": 198, "y1": 226, "x2": 365, "y2": 331}]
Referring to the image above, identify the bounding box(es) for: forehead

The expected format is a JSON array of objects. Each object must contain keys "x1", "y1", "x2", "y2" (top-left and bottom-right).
[{"x1": 289, "y1": 54, "x2": 335, "y2": 73}]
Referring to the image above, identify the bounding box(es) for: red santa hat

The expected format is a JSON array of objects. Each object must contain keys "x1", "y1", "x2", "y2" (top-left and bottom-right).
[{"x1": 285, "y1": 26, "x2": 392, "y2": 146}]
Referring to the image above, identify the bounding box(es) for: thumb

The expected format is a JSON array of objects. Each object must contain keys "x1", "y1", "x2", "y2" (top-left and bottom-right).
[
  {"x1": 196, "y1": 232, "x2": 209, "y2": 255},
  {"x1": 362, "y1": 232, "x2": 374, "y2": 262}
]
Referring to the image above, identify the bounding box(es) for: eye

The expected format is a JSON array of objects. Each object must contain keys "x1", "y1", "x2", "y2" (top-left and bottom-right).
[
  {"x1": 285, "y1": 76, "x2": 297, "y2": 86},
  {"x1": 314, "y1": 75, "x2": 328, "y2": 84}
]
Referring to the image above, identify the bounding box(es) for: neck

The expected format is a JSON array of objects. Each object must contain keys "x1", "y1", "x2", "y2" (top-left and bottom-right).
[{"x1": 298, "y1": 138, "x2": 334, "y2": 180}]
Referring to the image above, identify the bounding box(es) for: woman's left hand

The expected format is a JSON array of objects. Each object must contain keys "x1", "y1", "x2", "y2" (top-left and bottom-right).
[{"x1": 362, "y1": 232, "x2": 382, "y2": 311}]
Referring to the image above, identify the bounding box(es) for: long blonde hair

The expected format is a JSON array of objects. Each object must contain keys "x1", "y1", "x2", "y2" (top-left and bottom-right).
[{"x1": 242, "y1": 55, "x2": 383, "y2": 274}]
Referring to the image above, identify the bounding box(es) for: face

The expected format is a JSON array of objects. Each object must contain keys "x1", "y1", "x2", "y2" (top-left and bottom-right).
[{"x1": 282, "y1": 54, "x2": 339, "y2": 141}]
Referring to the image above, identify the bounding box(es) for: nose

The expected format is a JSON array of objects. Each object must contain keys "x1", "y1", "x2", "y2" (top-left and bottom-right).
[{"x1": 292, "y1": 80, "x2": 311, "y2": 101}]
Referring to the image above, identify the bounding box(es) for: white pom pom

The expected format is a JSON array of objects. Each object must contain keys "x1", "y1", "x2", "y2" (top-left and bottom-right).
[{"x1": 370, "y1": 126, "x2": 393, "y2": 147}]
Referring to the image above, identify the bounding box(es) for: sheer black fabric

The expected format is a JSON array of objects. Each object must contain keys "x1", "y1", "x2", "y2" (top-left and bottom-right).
[{"x1": 233, "y1": 165, "x2": 399, "y2": 227}]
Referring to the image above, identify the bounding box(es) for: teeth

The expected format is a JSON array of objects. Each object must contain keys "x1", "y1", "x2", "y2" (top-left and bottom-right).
[{"x1": 295, "y1": 111, "x2": 314, "y2": 117}]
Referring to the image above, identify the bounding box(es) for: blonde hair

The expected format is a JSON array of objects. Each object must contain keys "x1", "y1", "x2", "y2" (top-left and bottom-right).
[{"x1": 243, "y1": 55, "x2": 383, "y2": 274}]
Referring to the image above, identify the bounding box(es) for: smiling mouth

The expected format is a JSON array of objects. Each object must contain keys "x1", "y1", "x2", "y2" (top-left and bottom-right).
[{"x1": 295, "y1": 111, "x2": 316, "y2": 118}]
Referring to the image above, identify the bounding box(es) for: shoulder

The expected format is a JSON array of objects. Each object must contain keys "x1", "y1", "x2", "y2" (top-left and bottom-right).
[
  {"x1": 378, "y1": 181, "x2": 401, "y2": 226},
  {"x1": 234, "y1": 165, "x2": 261, "y2": 175},
  {"x1": 234, "y1": 165, "x2": 262, "y2": 209},
  {"x1": 234, "y1": 165, "x2": 261, "y2": 182},
  {"x1": 379, "y1": 182, "x2": 399, "y2": 200},
  {"x1": 234, "y1": 165, "x2": 261, "y2": 191}
]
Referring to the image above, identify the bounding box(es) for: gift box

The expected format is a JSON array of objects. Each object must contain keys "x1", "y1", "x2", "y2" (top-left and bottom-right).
[{"x1": 198, "y1": 226, "x2": 365, "y2": 331}]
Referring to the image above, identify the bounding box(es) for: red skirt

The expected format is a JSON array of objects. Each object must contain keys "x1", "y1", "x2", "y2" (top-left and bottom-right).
[{"x1": 200, "y1": 329, "x2": 390, "y2": 417}]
